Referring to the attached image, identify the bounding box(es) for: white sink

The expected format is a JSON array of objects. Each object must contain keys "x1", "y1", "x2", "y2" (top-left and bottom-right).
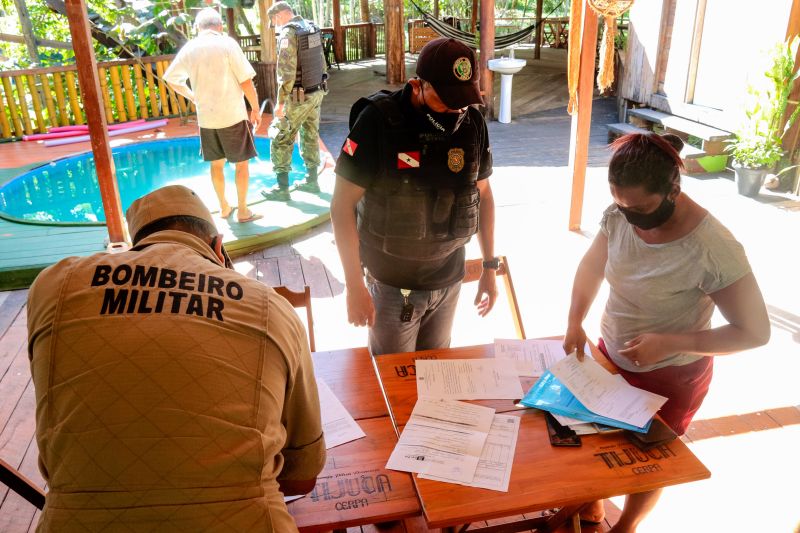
[{"x1": 487, "y1": 57, "x2": 526, "y2": 75}]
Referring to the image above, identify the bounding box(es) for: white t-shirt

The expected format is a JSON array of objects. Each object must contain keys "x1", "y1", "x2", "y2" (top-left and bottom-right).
[
  {"x1": 163, "y1": 30, "x2": 256, "y2": 129},
  {"x1": 600, "y1": 204, "x2": 751, "y2": 372}
]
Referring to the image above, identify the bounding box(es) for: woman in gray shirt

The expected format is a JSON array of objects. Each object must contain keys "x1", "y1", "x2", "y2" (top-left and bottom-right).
[{"x1": 563, "y1": 133, "x2": 770, "y2": 532}]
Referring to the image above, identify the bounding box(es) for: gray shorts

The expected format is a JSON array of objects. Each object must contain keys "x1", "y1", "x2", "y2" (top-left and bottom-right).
[{"x1": 200, "y1": 120, "x2": 257, "y2": 163}]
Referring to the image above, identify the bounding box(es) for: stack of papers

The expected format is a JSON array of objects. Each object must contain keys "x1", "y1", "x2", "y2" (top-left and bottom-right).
[
  {"x1": 520, "y1": 354, "x2": 668, "y2": 433},
  {"x1": 494, "y1": 338, "x2": 591, "y2": 377},
  {"x1": 387, "y1": 398, "x2": 520, "y2": 491}
]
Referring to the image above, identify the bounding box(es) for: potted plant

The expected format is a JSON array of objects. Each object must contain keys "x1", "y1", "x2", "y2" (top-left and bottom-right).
[{"x1": 726, "y1": 37, "x2": 800, "y2": 197}]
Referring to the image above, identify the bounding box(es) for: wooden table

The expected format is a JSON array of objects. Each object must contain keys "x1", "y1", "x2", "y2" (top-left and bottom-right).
[
  {"x1": 312, "y1": 347, "x2": 388, "y2": 420},
  {"x1": 287, "y1": 347, "x2": 420, "y2": 531},
  {"x1": 374, "y1": 343, "x2": 711, "y2": 532},
  {"x1": 287, "y1": 416, "x2": 420, "y2": 532}
]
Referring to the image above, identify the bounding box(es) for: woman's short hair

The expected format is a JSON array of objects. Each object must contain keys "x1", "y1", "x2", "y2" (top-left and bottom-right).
[
  {"x1": 608, "y1": 133, "x2": 685, "y2": 195},
  {"x1": 195, "y1": 8, "x2": 223, "y2": 31}
]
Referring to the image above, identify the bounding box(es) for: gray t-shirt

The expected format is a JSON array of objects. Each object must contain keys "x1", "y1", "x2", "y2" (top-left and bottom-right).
[{"x1": 600, "y1": 205, "x2": 751, "y2": 372}]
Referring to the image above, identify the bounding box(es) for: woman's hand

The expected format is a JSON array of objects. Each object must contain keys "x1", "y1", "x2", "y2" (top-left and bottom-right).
[
  {"x1": 563, "y1": 323, "x2": 588, "y2": 361},
  {"x1": 617, "y1": 332, "x2": 678, "y2": 367}
]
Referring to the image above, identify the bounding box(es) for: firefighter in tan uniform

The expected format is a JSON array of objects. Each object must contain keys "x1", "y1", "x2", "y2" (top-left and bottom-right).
[{"x1": 27, "y1": 185, "x2": 325, "y2": 532}]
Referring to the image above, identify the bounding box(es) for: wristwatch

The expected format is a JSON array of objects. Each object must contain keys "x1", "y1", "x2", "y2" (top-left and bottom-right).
[{"x1": 482, "y1": 257, "x2": 500, "y2": 270}]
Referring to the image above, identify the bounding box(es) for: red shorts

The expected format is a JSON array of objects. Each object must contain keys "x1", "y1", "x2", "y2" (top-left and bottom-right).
[{"x1": 598, "y1": 339, "x2": 714, "y2": 435}]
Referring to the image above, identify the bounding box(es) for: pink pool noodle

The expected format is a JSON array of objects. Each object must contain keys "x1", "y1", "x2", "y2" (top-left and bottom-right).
[
  {"x1": 27, "y1": 119, "x2": 148, "y2": 139},
  {"x1": 43, "y1": 119, "x2": 168, "y2": 147}
]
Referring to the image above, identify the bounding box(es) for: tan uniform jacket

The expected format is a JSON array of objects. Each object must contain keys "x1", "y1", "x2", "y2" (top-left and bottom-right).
[{"x1": 27, "y1": 230, "x2": 325, "y2": 532}]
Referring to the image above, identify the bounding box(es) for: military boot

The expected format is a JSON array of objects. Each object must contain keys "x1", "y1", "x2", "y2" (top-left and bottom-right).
[
  {"x1": 292, "y1": 167, "x2": 321, "y2": 193},
  {"x1": 261, "y1": 172, "x2": 291, "y2": 202}
]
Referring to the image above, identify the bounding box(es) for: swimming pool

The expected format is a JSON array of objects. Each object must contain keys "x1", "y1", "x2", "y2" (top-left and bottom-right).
[{"x1": 0, "y1": 137, "x2": 314, "y2": 224}]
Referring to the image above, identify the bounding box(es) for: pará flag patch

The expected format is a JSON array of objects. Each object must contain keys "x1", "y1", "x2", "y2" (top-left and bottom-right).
[
  {"x1": 343, "y1": 138, "x2": 358, "y2": 156},
  {"x1": 397, "y1": 152, "x2": 420, "y2": 169}
]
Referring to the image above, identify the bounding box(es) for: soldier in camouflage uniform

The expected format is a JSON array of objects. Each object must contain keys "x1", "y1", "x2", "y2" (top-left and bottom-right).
[{"x1": 262, "y1": 1, "x2": 327, "y2": 202}]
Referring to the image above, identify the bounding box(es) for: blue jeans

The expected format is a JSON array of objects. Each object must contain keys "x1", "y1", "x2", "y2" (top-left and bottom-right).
[{"x1": 367, "y1": 277, "x2": 462, "y2": 356}]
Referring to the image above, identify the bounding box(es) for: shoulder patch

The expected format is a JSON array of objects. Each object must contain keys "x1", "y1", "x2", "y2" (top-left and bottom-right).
[
  {"x1": 279, "y1": 37, "x2": 290, "y2": 50},
  {"x1": 343, "y1": 138, "x2": 358, "y2": 156}
]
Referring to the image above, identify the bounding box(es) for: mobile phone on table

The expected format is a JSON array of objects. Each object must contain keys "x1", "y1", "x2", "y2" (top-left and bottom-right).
[
  {"x1": 545, "y1": 412, "x2": 582, "y2": 447},
  {"x1": 625, "y1": 418, "x2": 678, "y2": 451}
]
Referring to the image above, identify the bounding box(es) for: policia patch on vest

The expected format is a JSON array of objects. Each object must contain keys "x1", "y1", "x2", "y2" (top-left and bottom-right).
[{"x1": 447, "y1": 148, "x2": 465, "y2": 172}]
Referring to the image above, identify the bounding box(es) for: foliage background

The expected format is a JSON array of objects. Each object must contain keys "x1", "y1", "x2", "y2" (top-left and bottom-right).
[{"x1": 1, "y1": 0, "x2": 569, "y2": 69}]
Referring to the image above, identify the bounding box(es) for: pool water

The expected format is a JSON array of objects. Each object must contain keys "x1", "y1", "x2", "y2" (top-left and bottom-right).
[{"x1": 0, "y1": 137, "x2": 314, "y2": 224}]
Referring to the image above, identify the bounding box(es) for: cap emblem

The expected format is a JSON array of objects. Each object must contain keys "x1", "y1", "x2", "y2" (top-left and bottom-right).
[{"x1": 453, "y1": 57, "x2": 472, "y2": 81}]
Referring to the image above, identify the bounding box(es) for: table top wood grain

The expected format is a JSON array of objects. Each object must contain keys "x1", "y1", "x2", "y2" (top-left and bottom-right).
[
  {"x1": 312, "y1": 346, "x2": 388, "y2": 420},
  {"x1": 287, "y1": 416, "x2": 420, "y2": 532}
]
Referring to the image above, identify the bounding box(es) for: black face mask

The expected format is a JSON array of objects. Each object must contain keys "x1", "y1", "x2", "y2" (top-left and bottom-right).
[{"x1": 617, "y1": 195, "x2": 675, "y2": 230}]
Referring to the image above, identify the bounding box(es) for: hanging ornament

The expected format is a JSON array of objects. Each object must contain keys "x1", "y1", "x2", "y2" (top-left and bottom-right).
[{"x1": 589, "y1": 0, "x2": 635, "y2": 93}]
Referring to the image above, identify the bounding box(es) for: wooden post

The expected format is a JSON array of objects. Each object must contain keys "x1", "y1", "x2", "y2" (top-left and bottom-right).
[
  {"x1": 567, "y1": 0, "x2": 599, "y2": 231},
  {"x1": 782, "y1": 0, "x2": 800, "y2": 177},
  {"x1": 384, "y1": 0, "x2": 405, "y2": 84},
  {"x1": 259, "y1": 0, "x2": 276, "y2": 62},
  {"x1": 534, "y1": 0, "x2": 544, "y2": 60},
  {"x1": 471, "y1": 0, "x2": 478, "y2": 32},
  {"x1": 434, "y1": 0, "x2": 440, "y2": 19},
  {"x1": 333, "y1": 0, "x2": 345, "y2": 63},
  {"x1": 479, "y1": 0, "x2": 495, "y2": 119},
  {"x1": 226, "y1": 7, "x2": 238, "y2": 38},
  {"x1": 13, "y1": 0, "x2": 38, "y2": 63},
  {"x1": 64, "y1": 0, "x2": 126, "y2": 244}
]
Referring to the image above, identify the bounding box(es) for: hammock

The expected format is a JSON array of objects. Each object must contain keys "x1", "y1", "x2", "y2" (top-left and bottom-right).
[{"x1": 408, "y1": 0, "x2": 565, "y2": 50}]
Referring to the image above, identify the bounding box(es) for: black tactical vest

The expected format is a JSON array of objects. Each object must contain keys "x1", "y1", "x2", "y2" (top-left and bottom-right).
[
  {"x1": 285, "y1": 19, "x2": 325, "y2": 91},
  {"x1": 351, "y1": 91, "x2": 481, "y2": 261}
]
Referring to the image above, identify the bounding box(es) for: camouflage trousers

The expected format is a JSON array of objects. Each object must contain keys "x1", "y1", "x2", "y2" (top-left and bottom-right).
[{"x1": 270, "y1": 90, "x2": 325, "y2": 175}]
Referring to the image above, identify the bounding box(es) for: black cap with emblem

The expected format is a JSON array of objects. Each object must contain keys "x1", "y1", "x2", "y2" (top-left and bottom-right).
[{"x1": 416, "y1": 38, "x2": 482, "y2": 110}]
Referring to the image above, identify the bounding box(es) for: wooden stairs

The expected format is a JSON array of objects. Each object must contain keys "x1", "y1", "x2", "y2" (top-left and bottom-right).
[{"x1": 607, "y1": 107, "x2": 734, "y2": 174}]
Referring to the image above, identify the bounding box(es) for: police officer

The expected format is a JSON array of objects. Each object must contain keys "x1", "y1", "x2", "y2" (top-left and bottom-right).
[
  {"x1": 262, "y1": 1, "x2": 328, "y2": 201},
  {"x1": 27, "y1": 185, "x2": 325, "y2": 531},
  {"x1": 331, "y1": 37, "x2": 499, "y2": 356}
]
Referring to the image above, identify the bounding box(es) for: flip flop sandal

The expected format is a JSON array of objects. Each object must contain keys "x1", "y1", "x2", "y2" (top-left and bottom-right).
[
  {"x1": 220, "y1": 207, "x2": 236, "y2": 219},
  {"x1": 237, "y1": 211, "x2": 263, "y2": 223}
]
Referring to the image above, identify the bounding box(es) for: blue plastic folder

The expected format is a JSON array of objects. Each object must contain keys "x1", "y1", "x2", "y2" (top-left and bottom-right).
[{"x1": 520, "y1": 370, "x2": 652, "y2": 433}]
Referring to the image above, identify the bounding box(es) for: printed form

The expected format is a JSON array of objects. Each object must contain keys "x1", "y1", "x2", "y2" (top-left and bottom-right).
[
  {"x1": 316, "y1": 379, "x2": 366, "y2": 449},
  {"x1": 386, "y1": 398, "x2": 496, "y2": 483},
  {"x1": 494, "y1": 338, "x2": 591, "y2": 377},
  {"x1": 420, "y1": 413, "x2": 520, "y2": 491},
  {"x1": 416, "y1": 359, "x2": 524, "y2": 400},
  {"x1": 549, "y1": 354, "x2": 667, "y2": 428}
]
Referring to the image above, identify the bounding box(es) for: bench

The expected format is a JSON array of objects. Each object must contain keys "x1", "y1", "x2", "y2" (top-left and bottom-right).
[{"x1": 607, "y1": 107, "x2": 733, "y2": 174}]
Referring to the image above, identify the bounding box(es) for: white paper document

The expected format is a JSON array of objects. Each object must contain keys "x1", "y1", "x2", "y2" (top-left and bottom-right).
[
  {"x1": 386, "y1": 398, "x2": 495, "y2": 483},
  {"x1": 316, "y1": 379, "x2": 366, "y2": 449},
  {"x1": 494, "y1": 338, "x2": 591, "y2": 377},
  {"x1": 549, "y1": 354, "x2": 668, "y2": 428},
  {"x1": 416, "y1": 359, "x2": 524, "y2": 400},
  {"x1": 420, "y1": 413, "x2": 520, "y2": 491}
]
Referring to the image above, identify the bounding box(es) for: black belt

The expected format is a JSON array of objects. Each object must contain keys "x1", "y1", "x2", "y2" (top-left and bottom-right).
[{"x1": 303, "y1": 84, "x2": 322, "y2": 94}]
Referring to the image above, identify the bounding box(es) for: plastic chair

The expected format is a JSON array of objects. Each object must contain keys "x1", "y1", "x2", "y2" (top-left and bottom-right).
[
  {"x1": 0, "y1": 457, "x2": 45, "y2": 510},
  {"x1": 274, "y1": 285, "x2": 316, "y2": 352},
  {"x1": 463, "y1": 255, "x2": 526, "y2": 340}
]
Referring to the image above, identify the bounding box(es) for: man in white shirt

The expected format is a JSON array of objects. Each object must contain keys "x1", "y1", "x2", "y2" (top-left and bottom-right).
[{"x1": 164, "y1": 8, "x2": 263, "y2": 223}]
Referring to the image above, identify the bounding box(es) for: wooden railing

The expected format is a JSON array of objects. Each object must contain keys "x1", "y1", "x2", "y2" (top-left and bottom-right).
[
  {"x1": 0, "y1": 55, "x2": 194, "y2": 140},
  {"x1": 343, "y1": 22, "x2": 375, "y2": 61}
]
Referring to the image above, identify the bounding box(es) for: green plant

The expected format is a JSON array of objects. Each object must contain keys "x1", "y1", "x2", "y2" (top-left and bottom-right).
[{"x1": 727, "y1": 37, "x2": 800, "y2": 169}]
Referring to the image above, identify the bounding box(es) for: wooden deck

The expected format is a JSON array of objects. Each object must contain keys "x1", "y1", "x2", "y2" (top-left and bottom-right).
[{"x1": 3, "y1": 49, "x2": 800, "y2": 532}]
